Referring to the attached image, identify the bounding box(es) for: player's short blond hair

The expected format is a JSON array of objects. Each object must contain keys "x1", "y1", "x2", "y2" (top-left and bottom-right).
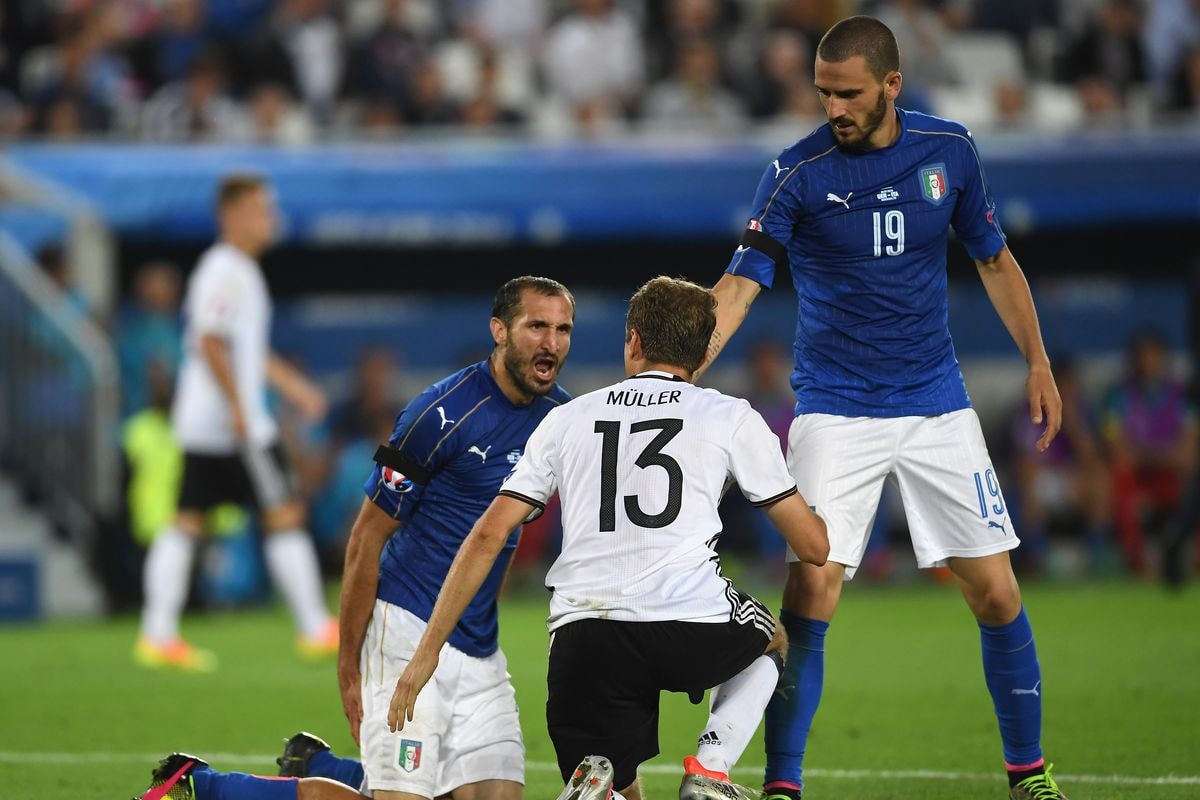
[
  {"x1": 216, "y1": 173, "x2": 268, "y2": 211},
  {"x1": 626, "y1": 276, "x2": 716, "y2": 373}
]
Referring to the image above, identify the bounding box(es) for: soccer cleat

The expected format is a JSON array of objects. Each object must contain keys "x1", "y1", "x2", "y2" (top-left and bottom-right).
[
  {"x1": 680, "y1": 756, "x2": 762, "y2": 800},
  {"x1": 296, "y1": 619, "x2": 339, "y2": 661},
  {"x1": 276, "y1": 730, "x2": 331, "y2": 777},
  {"x1": 133, "y1": 752, "x2": 208, "y2": 800},
  {"x1": 555, "y1": 755, "x2": 615, "y2": 800},
  {"x1": 134, "y1": 637, "x2": 217, "y2": 673},
  {"x1": 1009, "y1": 764, "x2": 1069, "y2": 800}
]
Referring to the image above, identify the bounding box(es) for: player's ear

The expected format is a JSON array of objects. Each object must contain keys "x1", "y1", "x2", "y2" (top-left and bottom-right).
[
  {"x1": 489, "y1": 316, "x2": 506, "y2": 347},
  {"x1": 626, "y1": 327, "x2": 643, "y2": 360},
  {"x1": 884, "y1": 70, "x2": 902, "y2": 102}
]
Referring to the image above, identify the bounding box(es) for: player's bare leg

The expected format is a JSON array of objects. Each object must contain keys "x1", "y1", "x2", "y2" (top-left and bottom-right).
[
  {"x1": 618, "y1": 777, "x2": 644, "y2": 800},
  {"x1": 948, "y1": 552, "x2": 1067, "y2": 799},
  {"x1": 296, "y1": 777, "x2": 365, "y2": 799},
  {"x1": 135, "y1": 509, "x2": 215, "y2": 671},
  {"x1": 260, "y1": 498, "x2": 338, "y2": 657}
]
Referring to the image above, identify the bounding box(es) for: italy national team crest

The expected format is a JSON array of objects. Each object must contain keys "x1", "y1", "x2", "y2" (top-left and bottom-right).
[
  {"x1": 398, "y1": 739, "x2": 422, "y2": 772},
  {"x1": 920, "y1": 163, "x2": 948, "y2": 204}
]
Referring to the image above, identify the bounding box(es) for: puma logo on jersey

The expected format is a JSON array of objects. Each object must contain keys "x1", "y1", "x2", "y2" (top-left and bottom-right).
[
  {"x1": 1011, "y1": 681, "x2": 1040, "y2": 697},
  {"x1": 436, "y1": 406, "x2": 455, "y2": 430},
  {"x1": 987, "y1": 520, "x2": 1008, "y2": 533},
  {"x1": 772, "y1": 159, "x2": 790, "y2": 179},
  {"x1": 468, "y1": 445, "x2": 492, "y2": 461},
  {"x1": 826, "y1": 191, "x2": 852, "y2": 209}
]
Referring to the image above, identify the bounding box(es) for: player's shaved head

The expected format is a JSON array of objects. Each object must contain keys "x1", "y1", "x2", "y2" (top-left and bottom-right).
[
  {"x1": 817, "y1": 16, "x2": 900, "y2": 81},
  {"x1": 492, "y1": 276, "x2": 575, "y2": 328},
  {"x1": 626, "y1": 276, "x2": 715, "y2": 373}
]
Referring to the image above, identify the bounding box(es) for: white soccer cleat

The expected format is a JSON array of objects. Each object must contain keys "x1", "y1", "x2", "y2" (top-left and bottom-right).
[{"x1": 555, "y1": 756, "x2": 615, "y2": 800}]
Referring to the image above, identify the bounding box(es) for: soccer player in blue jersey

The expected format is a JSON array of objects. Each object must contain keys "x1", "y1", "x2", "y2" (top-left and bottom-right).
[
  {"x1": 131, "y1": 276, "x2": 575, "y2": 800},
  {"x1": 698, "y1": 16, "x2": 1069, "y2": 800}
]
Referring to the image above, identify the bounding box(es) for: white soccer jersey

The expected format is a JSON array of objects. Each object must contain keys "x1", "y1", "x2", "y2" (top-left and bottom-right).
[
  {"x1": 500, "y1": 371, "x2": 797, "y2": 631},
  {"x1": 171, "y1": 242, "x2": 277, "y2": 452}
]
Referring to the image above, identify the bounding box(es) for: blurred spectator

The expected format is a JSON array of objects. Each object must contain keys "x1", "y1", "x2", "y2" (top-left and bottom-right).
[
  {"x1": 36, "y1": 243, "x2": 90, "y2": 321},
  {"x1": 404, "y1": 57, "x2": 460, "y2": 125},
  {"x1": 1102, "y1": 330, "x2": 1197, "y2": 575},
  {"x1": 239, "y1": 81, "x2": 314, "y2": 144},
  {"x1": 643, "y1": 37, "x2": 747, "y2": 133},
  {"x1": 645, "y1": 0, "x2": 735, "y2": 82},
  {"x1": 447, "y1": 0, "x2": 549, "y2": 51},
  {"x1": 140, "y1": 46, "x2": 240, "y2": 140},
  {"x1": 28, "y1": 11, "x2": 134, "y2": 135},
  {"x1": 1167, "y1": 44, "x2": 1200, "y2": 113},
  {"x1": 1057, "y1": 0, "x2": 1145, "y2": 112},
  {"x1": 346, "y1": 0, "x2": 429, "y2": 117},
  {"x1": 117, "y1": 260, "x2": 183, "y2": 419},
  {"x1": 970, "y1": 0, "x2": 1060, "y2": 58},
  {"x1": 743, "y1": 29, "x2": 820, "y2": 119},
  {"x1": 541, "y1": 0, "x2": 646, "y2": 132},
  {"x1": 458, "y1": 45, "x2": 526, "y2": 128},
  {"x1": 271, "y1": 0, "x2": 344, "y2": 124},
  {"x1": 1009, "y1": 360, "x2": 1109, "y2": 574},
  {"x1": 1142, "y1": 0, "x2": 1200, "y2": 106},
  {"x1": 993, "y1": 80, "x2": 1030, "y2": 128},
  {"x1": 329, "y1": 347, "x2": 405, "y2": 445},
  {"x1": 875, "y1": 0, "x2": 960, "y2": 93},
  {"x1": 125, "y1": 0, "x2": 208, "y2": 93},
  {"x1": 771, "y1": 0, "x2": 852, "y2": 54},
  {"x1": 1163, "y1": 257, "x2": 1200, "y2": 586}
]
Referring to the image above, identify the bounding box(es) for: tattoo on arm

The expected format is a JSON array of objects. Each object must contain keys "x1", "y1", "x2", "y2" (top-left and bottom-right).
[{"x1": 706, "y1": 329, "x2": 724, "y2": 362}]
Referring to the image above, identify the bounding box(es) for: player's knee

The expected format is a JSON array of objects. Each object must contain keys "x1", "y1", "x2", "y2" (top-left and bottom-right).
[
  {"x1": 765, "y1": 618, "x2": 788, "y2": 665},
  {"x1": 263, "y1": 501, "x2": 306, "y2": 531},
  {"x1": 618, "y1": 777, "x2": 644, "y2": 800},
  {"x1": 781, "y1": 562, "x2": 843, "y2": 619}
]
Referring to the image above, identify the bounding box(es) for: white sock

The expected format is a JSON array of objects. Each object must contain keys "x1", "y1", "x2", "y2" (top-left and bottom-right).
[
  {"x1": 140, "y1": 526, "x2": 197, "y2": 643},
  {"x1": 263, "y1": 528, "x2": 330, "y2": 637},
  {"x1": 696, "y1": 653, "x2": 783, "y2": 774}
]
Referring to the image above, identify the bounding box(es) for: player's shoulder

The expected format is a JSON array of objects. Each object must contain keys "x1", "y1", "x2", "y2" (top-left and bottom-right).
[
  {"x1": 902, "y1": 109, "x2": 977, "y2": 147},
  {"x1": 538, "y1": 384, "x2": 573, "y2": 408},
  {"x1": 771, "y1": 123, "x2": 839, "y2": 173},
  {"x1": 406, "y1": 361, "x2": 490, "y2": 419}
]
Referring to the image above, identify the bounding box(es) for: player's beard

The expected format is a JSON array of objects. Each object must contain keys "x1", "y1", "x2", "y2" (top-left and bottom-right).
[
  {"x1": 503, "y1": 343, "x2": 559, "y2": 399},
  {"x1": 833, "y1": 87, "x2": 888, "y2": 150}
]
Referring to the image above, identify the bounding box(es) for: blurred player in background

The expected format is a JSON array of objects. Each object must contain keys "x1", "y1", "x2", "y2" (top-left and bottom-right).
[
  {"x1": 388, "y1": 277, "x2": 829, "y2": 800},
  {"x1": 1163, "y1": 256, "x2": 1200, "y2": 586},
  {"x1": 135, "y1": 173, "x2": 335, "y2": 672},
  {"x1": 131, "y1": 276, "x2": 575, "y2": 800},
  {"x1": 700, "y1": 16, "x2": 1069, "y2": 800}
]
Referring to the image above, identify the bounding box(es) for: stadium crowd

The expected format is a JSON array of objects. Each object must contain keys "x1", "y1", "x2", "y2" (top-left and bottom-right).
[{"x1": 0, "y1": 0, "x2": 1198, "y2": 143}]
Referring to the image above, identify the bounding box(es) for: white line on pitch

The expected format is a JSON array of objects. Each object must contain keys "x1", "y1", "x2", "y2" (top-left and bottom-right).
[{"x1": 0, "y1": 752, "x2": 1196, "y2": 787}]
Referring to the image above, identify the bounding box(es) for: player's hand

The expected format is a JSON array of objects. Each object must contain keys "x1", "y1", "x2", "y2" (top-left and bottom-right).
[
  {"x1": 1026, "y1": 361, "x2": 1062, "y2": 453},
  {"x1": 338, "y1": 660, "x2": 364, "y2": 747},
  {"x1": 387, "y1": 649, "x2": 439, "y2": 733}
]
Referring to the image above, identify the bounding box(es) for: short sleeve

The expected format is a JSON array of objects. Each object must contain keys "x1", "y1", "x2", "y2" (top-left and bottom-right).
[
  {"x1": 363, "y1": 389, "x2": 458, "y2": 520},
  {"x1": 726, "y1": 154, "x2": 802, "y2": 289},
  {"x1": 498, "y1": 408, "x2": 561, "y2": 511},
  {"x1": 950, "y1": 132, "x2": 1007, "y2": 262},
  {"x1": 191, "y1": 271, "x2": 245, "y2": 337},
  {"x1": 728, "y1": 403, "x2": 798, "y2": 506}
]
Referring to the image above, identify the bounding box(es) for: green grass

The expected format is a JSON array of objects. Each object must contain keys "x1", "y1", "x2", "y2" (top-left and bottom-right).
[{"x1": 1, "y1": 581, "x2": 1198, "y2": 799}]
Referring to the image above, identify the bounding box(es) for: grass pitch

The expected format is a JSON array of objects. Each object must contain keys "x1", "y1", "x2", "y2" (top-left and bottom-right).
[{"x1": 1, "y1": 581, "x2": 1197, "y2": 799}]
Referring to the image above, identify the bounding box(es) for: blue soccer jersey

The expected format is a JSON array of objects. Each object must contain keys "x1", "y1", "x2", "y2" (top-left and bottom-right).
[
  {"x1": 363, "y1": 359, "x2": 571, "y2": 657},
  {"x1": 727, "y1": 108, "x2": 1006, "y2": 417}
]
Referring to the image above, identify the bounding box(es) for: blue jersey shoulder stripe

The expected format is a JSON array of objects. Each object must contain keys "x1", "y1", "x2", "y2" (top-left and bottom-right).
[
  {"x1": 761, "y1": 143, "x2": 838, "y2": 221},
  {"x1": 422, "y1": 394, "x2": 491, "y2": 467},
  {"x1": 396, "y1": 366, "x2": 479, "y2": 451}
]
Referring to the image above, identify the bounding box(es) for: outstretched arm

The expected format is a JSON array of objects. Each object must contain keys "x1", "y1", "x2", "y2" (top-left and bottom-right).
[
  {"x1": 765, "y1": 492, "x2": 829, "y2": 565},
  {"x1": 975, "y1": 246, "x2": 1061, "y2": 452},
  {"x1": 387, "y1": 494, "x2": 533, "y2": 731},
  {"x1": 694, "y1": 273, "x2": 762, "y2": 382}
]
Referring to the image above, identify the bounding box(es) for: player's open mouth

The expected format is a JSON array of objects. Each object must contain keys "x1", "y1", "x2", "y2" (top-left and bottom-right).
[
  {"x1": 532, "y1": 357, "x2": 557, "y2": 380},
  {"x1": 833, "y1": 120, "x2": 854, "y2": 134}
]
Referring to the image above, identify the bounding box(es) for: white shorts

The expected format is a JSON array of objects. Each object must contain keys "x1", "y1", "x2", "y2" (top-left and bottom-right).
[
  {"x1": 785, "y1": 409, "x2": 1019, "y2": 578},
  {"x1": 359, "y1": 600, "x2": 524, "y2": 798}
]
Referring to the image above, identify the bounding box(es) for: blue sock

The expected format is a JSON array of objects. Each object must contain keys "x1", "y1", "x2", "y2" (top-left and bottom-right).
[
  {"x1": 764, "y1": 611, "x2": 829, "y2": 790},
  {"x1": 979, "y1": 607, "x2": 1044, "y2": 769},
  {"x1": 191, "y1": 767, "x2": 298, "y2": 800},
  {"x1": 308, "y1": 749, "x2": 365, "y2": 788}
]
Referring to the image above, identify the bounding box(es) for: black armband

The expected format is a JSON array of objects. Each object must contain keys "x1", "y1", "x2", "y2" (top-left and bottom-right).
[
  {"x1": 739, "y1": 228, "x2": 788, "y2": 272},
  {"x1": 373, "y1": 445, "x2": 433, "y2": 485}
]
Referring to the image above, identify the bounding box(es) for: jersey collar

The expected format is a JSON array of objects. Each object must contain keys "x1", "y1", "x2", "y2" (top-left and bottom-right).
[{"x1": 629, "y1": 370, "x2": 687, "y2": 382}]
